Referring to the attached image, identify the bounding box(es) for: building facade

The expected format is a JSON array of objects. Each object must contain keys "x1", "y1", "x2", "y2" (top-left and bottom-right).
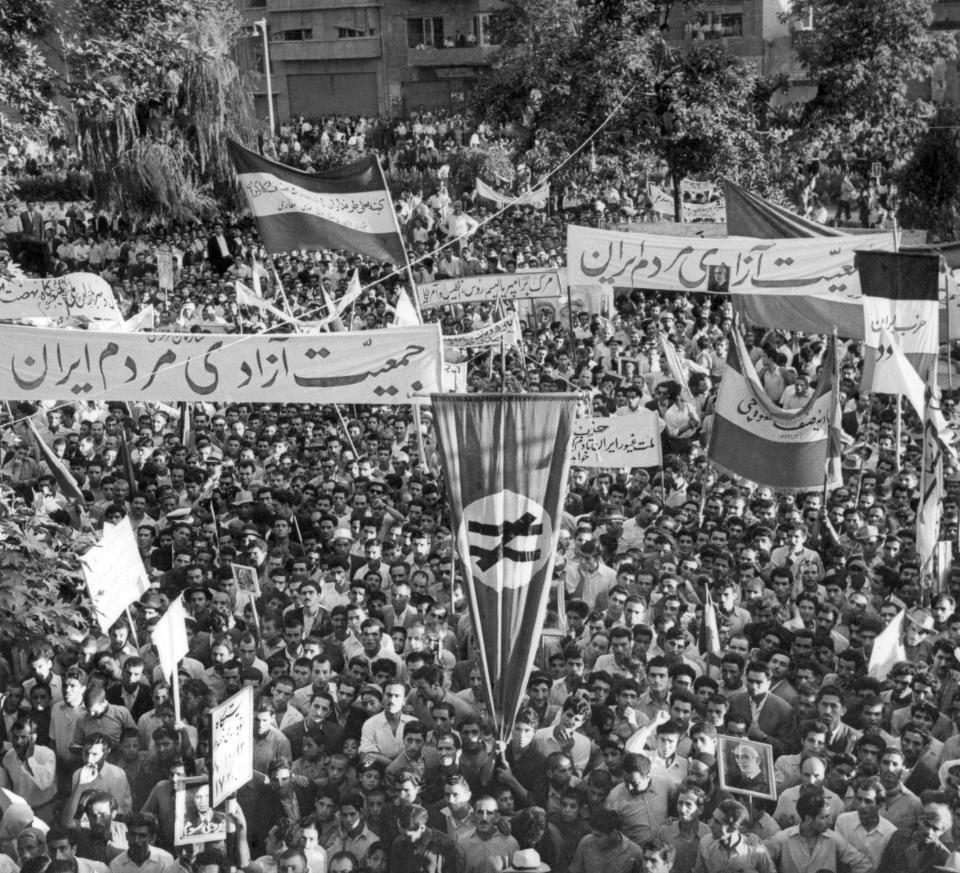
[{"x1": 236, "y1": 0, "x2": 960, "y2": 125}]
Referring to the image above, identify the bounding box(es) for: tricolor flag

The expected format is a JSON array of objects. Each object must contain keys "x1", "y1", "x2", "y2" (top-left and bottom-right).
[
  {"x1": 858, "y1": 250, "x2": 940, "y2": 382},
  {"x1": 868, "y1": 609, "x2": 906, "y2": 680},
  {"x1": 27, "y1": 419, "x2": 84, "y2": 504},
  {"x1": 228, "y1": 140, "x2": 406, "y2": 264},
  {"x1": 117, "y1": 428, "x2": 138, "y2": 497},
  {"x1": 154, "y1": 595, "x2": 189, "y2": 682},
  {"x1": 708, "y1": 321, "x2": 839, "y2": 492},
  {"x1": 873, "y1": 327, "x2": 926, "y2": 418},
  {"x1": 431, "y1": 394, "x2": 578, "y2": 741}
]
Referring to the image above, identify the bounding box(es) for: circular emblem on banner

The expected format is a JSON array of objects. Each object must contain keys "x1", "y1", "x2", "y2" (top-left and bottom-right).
[{"x1": 458, "y1": 489, "x2": 553, "y2": 590}]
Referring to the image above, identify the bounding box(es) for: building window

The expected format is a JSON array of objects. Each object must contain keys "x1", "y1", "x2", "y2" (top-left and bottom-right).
[
  {"x1": 692, "y1": 12, "x2": 742, "y2": 39},
  {"x1": 273, "y1": 28, "x2": 312, "y2": 40},
  {"x1": 407, "y1": 16, "x2": 444, "y2": 49},
  {"x1": 248, "y1": 0, "x2": 265, "y2": 7},
  {"x1": 335, "y1": 7, "x2": 378, "y2": 38},
  {"x1": 472, "y1": 12, "x2": 503, "y2": 46}
]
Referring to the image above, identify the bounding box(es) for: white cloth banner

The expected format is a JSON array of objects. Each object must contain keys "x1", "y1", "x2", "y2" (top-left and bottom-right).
[
  {"x1": 649, "y1": 185, "x2": 725, "y2": 222},
  {"x1": 442, "y1": 360, "x2": 467, "y2": 392},
  {"x1": 444, "y1": 314, "x2": 521, "y2": 350},
  {"x1": 0, "y1": 324, "x2": 443, "y2": 404},
  {"x1": 393, "y1": 288, "x2": 421, "y2": 327},
  {"x1": 571, "y1": 411, "x2": 661, "y2": 467},
  {"x1": 0, "y1": 273, "x2": 122, "y2": 322},
  {"x1": 157, "y1": 251, "x2": 175, "y2": 292},
  {"x1": 566, "y1": 225, "x2": 893, "y2": 295},
  {"x1": 154, "y1": 596, "x2": 189, "y2": 682},
  {"x1": 80, "y1": 517, "x2": 151, "y2": 631},
  {"x1": 475, "y1": 178, "x2": 549, "y2": 209},
  {"x1": 417, "y1": 270, "x2": 563, "y2": 309},
  {"x1": 211, "y1": 686, "x2": 254, "y2": 807}
]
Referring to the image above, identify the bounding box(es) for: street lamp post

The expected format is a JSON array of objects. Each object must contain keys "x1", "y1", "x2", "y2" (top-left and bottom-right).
[{"x1": 254, "y1": 17, "x2": 276, "y2": 139}]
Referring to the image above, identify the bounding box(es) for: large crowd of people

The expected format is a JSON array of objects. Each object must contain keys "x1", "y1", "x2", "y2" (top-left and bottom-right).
[{"x1": 0, "y1": 110, "x2": 957, "y2": 873}]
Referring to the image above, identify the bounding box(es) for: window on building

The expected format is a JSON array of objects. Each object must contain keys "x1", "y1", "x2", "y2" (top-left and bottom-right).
[
  {"x1": 248, "y1": 0, "x2": 265, "y2": 7},
  {"x1": 692, "y1": 11, "x2": 742, "y2": 39},
  {"x1": 407, "y1": 16, "x2": 443, "y2": 49},
  {"x1": 472, "y1": 12, "x2": 504, "y2": 46},
  {"x1": 270, "y1": 27, "x2": 313, "y2": 42},
  {"x1": 335, "y1": 7, "x2": 378, "y2": 38}
]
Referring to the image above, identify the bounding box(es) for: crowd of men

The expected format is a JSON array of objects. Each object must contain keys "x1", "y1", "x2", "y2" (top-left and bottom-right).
[{"x1": 1, "y1": 112, "x2": 959, "y2": 873}]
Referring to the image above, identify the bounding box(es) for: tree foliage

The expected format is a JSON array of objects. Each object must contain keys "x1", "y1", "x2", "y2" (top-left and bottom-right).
[
  {"x1": 900, "y1": 106, "x2": 960, "y2": 242},
  {"x1": 786, "y1": 0, "x2": 955, "y2": 157},
  {"x1": 0, "y1": 513, "x2": 91, "y2": 648},
  {"x1": 0, "y1": 0, "x2": 253, "y2": 220},
  {"x1": 469, "y1": 0, "x2": 769, "y2": 210}
]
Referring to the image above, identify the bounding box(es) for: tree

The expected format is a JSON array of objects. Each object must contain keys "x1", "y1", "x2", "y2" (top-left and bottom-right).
[
  {"x1": 785, "y1": 0, "x2": 955, "y2": 160},
  {"x1": 0, "y1": 0, "x2": 253, "y2": 219},
  {"x1": 469, "y1": 0, "x2": 769, "y2": 218},
  {"x1": 900, "y1": 105, "x2": 960, "y2": 241}
]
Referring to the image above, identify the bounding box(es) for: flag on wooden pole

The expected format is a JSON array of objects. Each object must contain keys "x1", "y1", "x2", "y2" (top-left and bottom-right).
[{"x1": 154, "y1": 596, "x2": 189, "y2": 682}]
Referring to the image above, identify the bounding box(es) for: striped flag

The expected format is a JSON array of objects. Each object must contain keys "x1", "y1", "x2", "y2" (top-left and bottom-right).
[
  {"x1": 117, "y1": 428, "x2": 138, "y2": 497},
  {"x1": 858, "y1": 250, "x2": 940, "y2": 381},
  {"x1": 228, "y1": 140, "x2": 406, "y2": 264},
  {"x1": 708, "y1": 320, "x2": 839, "y2": 492},
  {"x1": 27, "y1": 419, "x2": 84, "y2": 503}
]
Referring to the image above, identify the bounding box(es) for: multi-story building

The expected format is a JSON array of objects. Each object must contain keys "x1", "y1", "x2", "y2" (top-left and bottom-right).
[
  {"x1": 236, "y1": 0, "x2": 958, "y2": 124},
  {"x1": 238, "y1": 0, "x2": 506, "y2": 121}
]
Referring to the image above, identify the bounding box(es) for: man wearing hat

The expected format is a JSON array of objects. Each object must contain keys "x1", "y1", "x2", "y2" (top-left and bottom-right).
[{"x1": 503, "y1": 849, "x2": 551, "y2": 873}]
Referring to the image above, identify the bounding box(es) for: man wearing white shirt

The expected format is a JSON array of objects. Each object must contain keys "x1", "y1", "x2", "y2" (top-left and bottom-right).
[
  {"x1": 834, "y1": 778, "x2": 897, "y2": 872},
  {"x1": 2, "y1": 718, "x2": 57, "y2": 823},
  {"x1": 108, "y1": 814, "x2": 175, "y2": 873}
]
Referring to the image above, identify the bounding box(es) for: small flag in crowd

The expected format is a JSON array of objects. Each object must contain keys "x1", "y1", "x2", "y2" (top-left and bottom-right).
[
  {"x1": 27, "y1": 419, "x2": 84, "y2": 503},
  {"x1": 868, "y1": 610, "x2": 906, "y2": 680},
  {"x1": 699, "y1": 588, "x2": 722, "y2": 658},
  {"x1": 154, "y1": 596, "x2": 189, "y2": 682}
]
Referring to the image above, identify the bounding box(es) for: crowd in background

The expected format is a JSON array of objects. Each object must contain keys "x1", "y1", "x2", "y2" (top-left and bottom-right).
[{"x1": 0, "y1": 111, "x2": 957, "y2": 873}]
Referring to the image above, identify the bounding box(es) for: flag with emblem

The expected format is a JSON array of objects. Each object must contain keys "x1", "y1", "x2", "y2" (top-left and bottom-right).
[{"x1": 431, "y1": 393, "x2": 578, "y2": 740}]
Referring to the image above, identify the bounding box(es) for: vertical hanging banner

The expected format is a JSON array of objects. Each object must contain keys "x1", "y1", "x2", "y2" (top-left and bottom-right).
[
  {"x1": 918, "y1": 381, "x2": 945, "y2": 580},
  {"x1": 857, "y1": 250, "x2": 940, "y2": 381},
  {"x1": 431, "y1": 394, "x2": 578, "y2": 741},
  {"x1": 228, "y1": 140, "x2": 406, "y2": 264},
  {"x1": 210, "y1": 686, "x2": 254, "y2": 807}
]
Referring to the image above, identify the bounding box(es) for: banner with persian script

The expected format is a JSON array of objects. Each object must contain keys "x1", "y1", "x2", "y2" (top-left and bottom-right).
[
  {"x1": 566, "y1": 225, "x2": 894, "y2": 338},
  {"x1": 475, "y1": 178, "x2": 549, "y2": 209},
  {"x1": 0, "y1": 324, "x2": 443, "y2": 404},
  {"x1": 571, "y1": 411, "x2": 661, "y2": 467},
  {"x1": 0, "y1": 273, "x2": 122, "y2": 322},
  {"x1": 417, "y1": 270, "x2": 563, "y2": 309}
]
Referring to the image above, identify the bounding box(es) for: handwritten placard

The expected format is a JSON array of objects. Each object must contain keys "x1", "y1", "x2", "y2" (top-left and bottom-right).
[{"x1": 210, "y1": 686, "x2": 254, "y2": 806}]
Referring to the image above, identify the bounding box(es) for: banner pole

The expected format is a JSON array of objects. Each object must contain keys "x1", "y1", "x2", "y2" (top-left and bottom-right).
[
  {"x1": 895, "y1": 395, "x2": 902, "y2": 471},
  {"x1": 171, "y1": 658, "x2": 182, "y2": 725},
  {"x1": 332, "y1": 404, "x2": 359, "y2": 457},
  {"x1": 125, "y1": 605, "x2": 140, "y2": 650}
]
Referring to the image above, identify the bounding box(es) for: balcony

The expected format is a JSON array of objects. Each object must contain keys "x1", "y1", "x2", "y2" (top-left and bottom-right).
[
  {"x1": 267, "y1": 36, "x2": 382, "y2": 61},
  {"x1": 406, "y1": 44, "x2": 499, "y2": 67},
  {"x1": 932, "y1": 0, "x2": 960, "y2": 29}
]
